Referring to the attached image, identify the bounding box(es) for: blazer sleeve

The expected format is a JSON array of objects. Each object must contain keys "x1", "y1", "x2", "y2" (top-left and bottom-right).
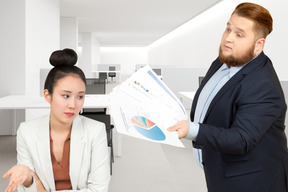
[
  {"x1": 16, "y1": 122, "x2": 38, "y2": 192},
  {"x1": 193, "y1": 74, "x2": 284, "y2": 155}
]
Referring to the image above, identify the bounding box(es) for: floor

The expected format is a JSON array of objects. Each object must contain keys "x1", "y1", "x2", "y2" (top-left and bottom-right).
[
  {"x1": 0, "y1": 135, "x2": 207, "y2": 192},
  {"x1": 0, "y1": 79, "x2": 207, "y2": 192},
  {"x1": 109, "y1": 133, "x2": 207, "y2": 192},
  {"x1": 0, "y1": 136, "x2": 17, "y2": 191}
]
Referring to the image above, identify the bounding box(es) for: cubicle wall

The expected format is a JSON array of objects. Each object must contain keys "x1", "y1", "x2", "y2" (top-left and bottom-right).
[
  {"x1": 280, "y1": 81, "x2": 288, "y2": 138},
  {"x1": 98, "y1": 64, "x2": 121, "y2": 71},
  {"x1": 134, "y1": 64, "x2": 173, "y2": 72},
  {"x1": 161, "y1": 67, "x2": 208, "y2": 109},
  {"x1": 95, "y1": 64, "x2": 121, "y2": 82},
  {"x1": 40, "y1": 68, "x2": 51, "y2": 96}
]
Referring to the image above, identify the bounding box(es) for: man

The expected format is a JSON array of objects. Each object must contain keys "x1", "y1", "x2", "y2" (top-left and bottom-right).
[{"x1": 168, "y1": 3, "x2": 288, "y2": 192}]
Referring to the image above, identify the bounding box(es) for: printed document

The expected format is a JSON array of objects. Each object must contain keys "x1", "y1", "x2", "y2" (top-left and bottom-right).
[{"x1": 109, "y1": 65, "x2": 187, "y2": 147}]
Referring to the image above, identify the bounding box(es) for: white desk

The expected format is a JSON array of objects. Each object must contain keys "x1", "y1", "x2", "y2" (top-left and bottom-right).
[
  {"x1": 0, "y1": 94, "x2": 109, "y2": 134},
  {"x1": 0, "y1": 94, "x2": 109, "y2": 109},
  {"x1": 92, "y1": 70, "x2": 121, "y2": 73},
  {"x1": 178, "y1": 91, "x2": 195, "y2": 102}
]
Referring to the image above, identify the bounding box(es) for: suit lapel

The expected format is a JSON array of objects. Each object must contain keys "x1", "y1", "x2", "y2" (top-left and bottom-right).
[
  {"x1": 191, "y1": 58, "x2": 223, "y2": 120},
  {"x1": 204, "y1": 72, "x2": 245, "y2": 120},
  {"x1": 36, "y1": 115, "x2": 55, "y2": 191},
  {"x1": 203, "y1": 52, "x2": 267, "y2": 121},
  {"x1": 69, "y1": 116, "x2": 86, "y2": 189}
]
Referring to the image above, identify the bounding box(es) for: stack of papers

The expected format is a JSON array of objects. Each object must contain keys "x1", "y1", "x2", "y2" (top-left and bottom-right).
[{"x1": 109, "y1": 65, "x2": 187, "y2": 147}]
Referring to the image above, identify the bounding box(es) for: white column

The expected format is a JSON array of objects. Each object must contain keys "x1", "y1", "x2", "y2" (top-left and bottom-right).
[
  {"x1": 60, "y1": 17, "x2": 78, "y2": 51},
  {"x1": 25, "y1": 0, "x2": 60, "y2": 96},
  {"x1": 25, "y1": 0, "x2": 60, "y2": 121},
  {"x1": 78, "y1": 32, "x2": 101, "y2": 78}
]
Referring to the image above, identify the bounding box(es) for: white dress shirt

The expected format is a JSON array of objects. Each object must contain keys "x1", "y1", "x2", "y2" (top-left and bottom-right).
[
  {"x1": 186, "y1": 64, "x2": 245, "y2": 140},
  {"x1": 185, "y1": 63, "x2": 245, "y2": 168}
]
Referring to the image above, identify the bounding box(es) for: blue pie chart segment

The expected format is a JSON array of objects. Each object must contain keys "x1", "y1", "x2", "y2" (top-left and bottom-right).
[{"x1": 131, "y1": 116, "x2": 166, "y2": 141}]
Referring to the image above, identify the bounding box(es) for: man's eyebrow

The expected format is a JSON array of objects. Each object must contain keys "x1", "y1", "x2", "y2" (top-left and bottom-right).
[{"x1": 227, "y1": 22, "x2": 246, "y2": 34}]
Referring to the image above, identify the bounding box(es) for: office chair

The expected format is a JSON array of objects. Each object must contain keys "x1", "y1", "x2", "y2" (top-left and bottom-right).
[
  {"x1": 84, "y1": 78, "x2": 106, "y2": 114},
  {"x1": 99, "y1": 72, "x2": 108, "y2": 83},
  {"x1": 108, "y1": 66, "x2": 116, "y2": 82},
  {"x1": 81, "y1": 113, "x2": 114, "y2": 175},
  {"x1": 198, "y1": 76, "x2": 205, "y2": 86}
]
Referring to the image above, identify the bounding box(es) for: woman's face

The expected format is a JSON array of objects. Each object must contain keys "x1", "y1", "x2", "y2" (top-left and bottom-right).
[{"x1": 44, "y1": 75, "x2": 86, "y2": 127}]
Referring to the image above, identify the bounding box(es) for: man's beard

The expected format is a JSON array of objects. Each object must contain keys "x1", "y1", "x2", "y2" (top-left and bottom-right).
[{"x1": 218, "y1": 45, "x2": 255, "y2": 67}]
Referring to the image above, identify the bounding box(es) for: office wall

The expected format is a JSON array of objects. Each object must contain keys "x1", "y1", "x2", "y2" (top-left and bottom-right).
[
  {"x1": 0, "y1": 0, "x2": 60, "y2": 134},
  {"x1": 0, "y1": 0, "x2": 26, "y2": 135},
  {"x1": 147, "y1": 0, "x2": 288, "y2": 81},
  {"x1": 100, "y1": 47, "x2": 148, "y2": 81},
  {"x1": 0, "y1": 1, "x2": 25, "y2": 96}
]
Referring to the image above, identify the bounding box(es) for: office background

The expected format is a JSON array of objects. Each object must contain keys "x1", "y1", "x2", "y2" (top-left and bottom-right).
[
  {"x1": 0, "y1": 0, "x2": 288, "y2": 191},
  {"x1": 1, "y1": 0, "x2": 288, "y2": 134}
]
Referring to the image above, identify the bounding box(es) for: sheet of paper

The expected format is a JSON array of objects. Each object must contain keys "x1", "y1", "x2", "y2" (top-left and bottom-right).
[{"x1": 109, "y1": 65, "x2": 187, "y2": 147}]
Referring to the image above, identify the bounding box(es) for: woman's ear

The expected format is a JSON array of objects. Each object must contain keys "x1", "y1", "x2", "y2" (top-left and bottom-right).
[{"x1": 43, "y1": 89, "x2": 52, "y2": 104}]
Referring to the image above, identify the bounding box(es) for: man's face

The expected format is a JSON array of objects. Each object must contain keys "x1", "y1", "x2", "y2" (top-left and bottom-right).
[{"x1": 219, "y1": 13, "x2": 257, "y2": 67}]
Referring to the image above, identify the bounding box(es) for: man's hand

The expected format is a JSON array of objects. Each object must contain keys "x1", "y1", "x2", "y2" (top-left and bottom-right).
[{"x1": 167, "y1": 120, "x2": 189, "y2": 139}]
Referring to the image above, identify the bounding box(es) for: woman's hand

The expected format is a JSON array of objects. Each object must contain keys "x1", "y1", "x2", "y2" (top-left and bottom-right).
[
  {"x1": 3, "y1": 165, "x2": 32, "y2": 192},
  {"x1": 167, "y1": 120, "x2": 189, "y2": 139},
  {"x1": 31, "y1": 171, "x2": 47, "y2": 192}
]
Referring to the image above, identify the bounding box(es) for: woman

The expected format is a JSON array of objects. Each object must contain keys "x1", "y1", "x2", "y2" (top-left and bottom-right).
[{"x1": 3, "y1": 48, "x2": 111, "y2": 191}]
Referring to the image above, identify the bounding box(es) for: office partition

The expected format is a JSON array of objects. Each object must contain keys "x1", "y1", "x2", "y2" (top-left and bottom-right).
[{"x1": 161, "y1": 67, "x2": 207, "y2": 109}]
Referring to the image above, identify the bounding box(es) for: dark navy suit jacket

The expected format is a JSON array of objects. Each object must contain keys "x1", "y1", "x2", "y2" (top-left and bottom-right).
[{"x1": 191, "y1": 52, "x2": 288, "y2": 192}]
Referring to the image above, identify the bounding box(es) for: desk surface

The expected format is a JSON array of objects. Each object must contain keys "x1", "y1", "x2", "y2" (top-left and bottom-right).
[
  {"x1": 92, "y1": 70, "x2": 121, "y2": 73},
  {"x1": 0, "y1": 94, "x2": 110, "y2": 109},
  {"x1": 178, "y1": 91, "x2": 195, "y2": 101}
]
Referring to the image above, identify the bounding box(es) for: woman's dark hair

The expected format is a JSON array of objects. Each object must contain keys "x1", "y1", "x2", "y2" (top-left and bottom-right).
[{"x1": 44, "y1": 48, "x2": 86, "y2": 94}]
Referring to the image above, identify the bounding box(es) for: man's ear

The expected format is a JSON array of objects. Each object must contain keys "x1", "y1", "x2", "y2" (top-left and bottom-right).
[
  {"x1": 254, "y1": 38, "x2": 265, "y2": 55},
  {"x1": 43, "y1": 89, "x2": 52, "y2": 104}
]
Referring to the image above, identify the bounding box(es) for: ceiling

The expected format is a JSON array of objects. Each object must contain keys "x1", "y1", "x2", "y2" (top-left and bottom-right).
[{"x1": 60, "y1": 0, "x2": 222, "y2": 47}]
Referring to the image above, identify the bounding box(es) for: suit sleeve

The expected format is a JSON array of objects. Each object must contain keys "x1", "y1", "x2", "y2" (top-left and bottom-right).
[{"x1": 193, "y1": 77, "x2": 284, "y2": 155}]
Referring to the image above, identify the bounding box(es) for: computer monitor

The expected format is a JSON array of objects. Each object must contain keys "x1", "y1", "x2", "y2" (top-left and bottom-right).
[
  {"x1": 152, "y1": 68, "x2": 161, "y2": 76},
  {"x1": 84, "y1": 78, "x2": 106, "y2": 113},
  {"x1": 109, "y1": 66, "x2": 116, "y2": 71},
  {"x1": 85, "y1": 78, "x2": 106, "y2": 94}
]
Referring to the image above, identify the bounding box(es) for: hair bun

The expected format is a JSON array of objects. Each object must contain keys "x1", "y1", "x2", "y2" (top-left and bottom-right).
[{"x1": 49, "y1": 48, "x2": 78, "y2": 67}]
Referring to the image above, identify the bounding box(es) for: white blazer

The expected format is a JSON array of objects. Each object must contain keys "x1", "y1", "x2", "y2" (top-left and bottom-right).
[{"x1": 17, "y1": 115, "x2": 111, "y2": 192}]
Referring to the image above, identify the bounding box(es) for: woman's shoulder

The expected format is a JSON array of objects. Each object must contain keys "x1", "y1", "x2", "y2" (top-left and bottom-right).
[
  {"x1": 19, "y1": 115, "x2": 49, "y2": 128},
  {"x1": 76, "y1": 115, "x2": 107, "y2": 140},
  {"x1": 77, "y1": 115, "x2": 106, "y2": 132},
  {"x1": 17, "y1": 115, "x2": 49, "y2": 138}
]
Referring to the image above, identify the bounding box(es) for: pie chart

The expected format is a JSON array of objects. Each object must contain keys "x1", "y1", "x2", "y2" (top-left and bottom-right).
[{"x1": 131, "y1": 116, "x2": 166, "y2": 141}]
